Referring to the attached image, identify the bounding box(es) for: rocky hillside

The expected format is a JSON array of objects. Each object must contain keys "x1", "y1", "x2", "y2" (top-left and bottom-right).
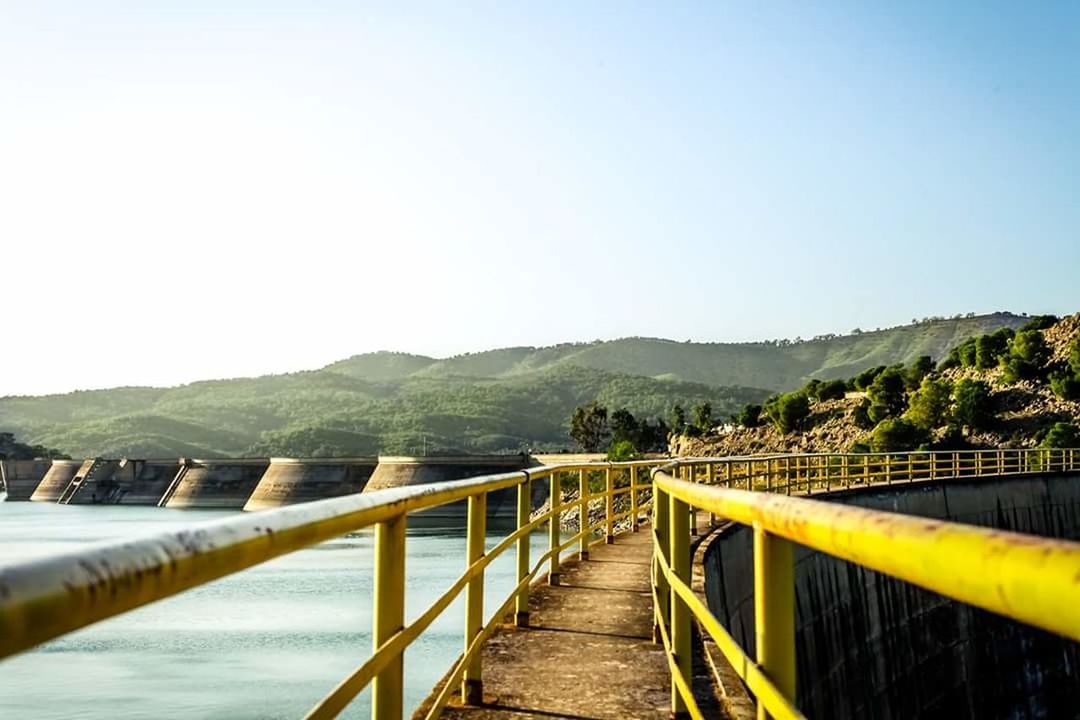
[{"x1": 673, "y1": 313, "x2": 1080, "y2": 457}]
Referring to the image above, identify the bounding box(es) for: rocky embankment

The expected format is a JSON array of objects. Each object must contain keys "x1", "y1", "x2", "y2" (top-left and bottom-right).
[{"x1": 674, "y1": 312, "x2": 1080, "y2": 457}]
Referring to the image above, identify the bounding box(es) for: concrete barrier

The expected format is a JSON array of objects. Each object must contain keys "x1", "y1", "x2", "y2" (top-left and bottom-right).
[
  {"x1": 0, "y1": 459, "x2": 52, "y2": 501},
  {"x1": 365, "y1": 455, "x2": 530, "y2": 519},
  {"x1": 243, "y1": 458, "x2": 378, "y2": 512},
  {"x1": 163, "y1": 458, "x2": 270, "y2": 509}
]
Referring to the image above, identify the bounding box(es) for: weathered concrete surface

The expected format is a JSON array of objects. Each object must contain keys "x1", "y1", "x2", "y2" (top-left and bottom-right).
[
  {"x1": 704, "y1": 473, "x2": 1080, "y2": 720},
  {"x1": 163, "y1": 458, "x2": 269, "y2": 509},
  {"x1": 0, "y1": 459, "x2": 52, "y2": 501},
  {"x1": 244, "y1": 457, "x2": 377, "y2": 511},
  {"x1": 420, "y1": 526, "x2": 722, "y2": 720},
  {"x1": 64, "y1": 458, "x2": 180, "y2": 505},
  {"x1": 367, "y1": 456, "x2": 530, "y2": 519},
  {"x1": 30, "y1": 459, "x2": 85, "y2": 502}
]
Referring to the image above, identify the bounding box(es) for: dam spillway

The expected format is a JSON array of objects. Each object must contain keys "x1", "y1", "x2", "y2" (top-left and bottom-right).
[
  {"x1": 162, "y1": 459, "x2": 270, "y2": 509},
  {"x1": 60, "y1": 459, "x2": 183, "y2": 505},
  {"x1": 365, "y1": 455, "x2": 530, "y2": 518},
  {"x1": 29, "y1": 460, "x2": 86, "y2": 502},
  {"x1": 243, "y1": 458, "x2": 378, "y2": 512},
  {"x1": 0, "y1": 459, "x2": 52, "y2": 501}
]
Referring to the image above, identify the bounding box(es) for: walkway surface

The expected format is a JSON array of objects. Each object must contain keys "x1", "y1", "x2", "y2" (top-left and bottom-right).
[{"x1": 418, "y1": 525, "x2": 723, "y2": 720}]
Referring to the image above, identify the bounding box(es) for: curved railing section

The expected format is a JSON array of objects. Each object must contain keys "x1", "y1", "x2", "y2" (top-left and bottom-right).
[
  {"x1": 650, "y1": 448, "x2": 1080, "y2": 720},
  {"x1": 0, "y1": 458, "x2": 665, "y2": 719}
]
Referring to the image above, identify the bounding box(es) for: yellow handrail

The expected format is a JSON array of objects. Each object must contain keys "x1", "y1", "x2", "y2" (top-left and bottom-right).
[
  {"x1": 651, "y1": 447, "x2": 1080, "y2": 720},
  {"x1": 2, "y1": 447, "x2": 1078, "y2": 719},
  {"x1": 0, "y1": 458, "x2": 663, "y2": 719}
]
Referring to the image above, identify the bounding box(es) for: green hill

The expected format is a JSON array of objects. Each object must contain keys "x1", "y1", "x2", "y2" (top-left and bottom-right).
[{"x1": 0, "y1": 313, "x2": 1026, "y2": 458}]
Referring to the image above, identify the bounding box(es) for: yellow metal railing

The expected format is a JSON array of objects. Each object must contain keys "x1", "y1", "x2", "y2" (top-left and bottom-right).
[
  {"x1": 0, "y1": 458, "x2": 664, "y2": 719},
  {"x1": 650, "y1": 448, "x2": 1080, "y2": 720},
  {"x1": 3, "y1": 447, "x2": 1079, "y2": 719}
]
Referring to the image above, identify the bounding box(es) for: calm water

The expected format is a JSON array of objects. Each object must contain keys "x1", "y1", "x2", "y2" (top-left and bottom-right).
[{"x1": 0, "y1": 502, "x2": 556, "y2": 719}]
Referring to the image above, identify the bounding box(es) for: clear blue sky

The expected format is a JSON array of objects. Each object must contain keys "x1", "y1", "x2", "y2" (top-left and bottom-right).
[{"x1": 1, "y1": 2, "x2": 1077, "y2": 395}]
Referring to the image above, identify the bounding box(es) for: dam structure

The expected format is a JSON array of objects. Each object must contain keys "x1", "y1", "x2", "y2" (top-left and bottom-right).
[
  {"x1": 365, "y1": 455, "x2": 531, "y2": 518},
  {"x1": 244, "y1": 457, "x2": 379, "y2": 511},
  {"x1": 161, "y1": 458, "x2": 270, "y2": 509},
  {"x1": 2, "y1": 450, "x2": 1080, "y2": 719},
  {"x1": 29, "y1": 459, "x2": 87, "y2": 502},
  {"x1": 0, "y1": 459, "x2": 51, "y2": 501}
]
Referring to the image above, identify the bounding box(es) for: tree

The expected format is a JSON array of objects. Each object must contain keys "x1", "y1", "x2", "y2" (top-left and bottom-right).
[
  {"x1": 854, "y1": 366, "x2": 886, "y2": 391},
  {"x1": 905, "y1": 376, "x2": 953, "y2": 430},
  {"x1": 737, "y1": 404, "x2": 763, "y2": 428},
  {"x1": 1070, "y1": 336, "x2": 1080, "y2": 377},
  {"x1": 1050, "y1": 371, "x2": 1080, "y2": 401},
  {"x1": 606, "y1": 439, "x2": 638, "y2": 461},
  {"x1": 975, "y1": 331, "x2": 1010, "y2": 369},
  {"x1": 1020, "y1": 315, "x2": 1058, "y2": 332},
  {"x1": 569, "y1": 402, "x2": 609, "y2": 452},
  {"x1": 870, "y1": 418, "x2": 926, "y2": 452},
  {"x1": 692, "y1": 402, "x2": 713, "y2": 434},
  {"x1": 670, "y1": 404, "x2": 687, "y2": 435},
  {"x1": 767, "y1": 392, "x2": 810, "y2": 434},
  {"x1": 1041, "y1": 422, "x2": 1080, "y2": 448},
  {"x1": 904, "y1": 356, "x2": 934, "y2": 391},
  {"x1": 952, "y1": 379, "x2": 994, "y2": 431},
  {"x1": 867, "y1": 366, "x2": 907, "y2": 423},
  {"x1": 609, "y1": 408, "x2": 639, "y2": 445},
  {"x1": 1000, "y1": 329, "x2": 1049, "y2": 383},
  {"x1": 816, "y1": 379, "x2": 847, "y2": 401}
]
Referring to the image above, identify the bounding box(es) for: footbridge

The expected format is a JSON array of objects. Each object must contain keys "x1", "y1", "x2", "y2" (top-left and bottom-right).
[{"x1": 2, "y1": 449, "x2": 1080, "y2": 719}]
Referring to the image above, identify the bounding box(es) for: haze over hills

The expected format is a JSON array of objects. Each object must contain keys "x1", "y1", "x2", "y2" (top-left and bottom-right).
[{"x1": 0, "y1": 313, "x2": 1028, "y2": 458}]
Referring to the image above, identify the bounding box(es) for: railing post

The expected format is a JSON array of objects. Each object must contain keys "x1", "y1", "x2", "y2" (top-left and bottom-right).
[
  {"x1": 630, "y1": 466, "x2": 640, "y2": 532},
  {"x1": 689, "y1": 464, "x2": 698, "y2": 536},
  {"x1": 372, "y1": 513, "x2": 406, "y2": 720},
  {"x1": 842, "y1": 455, "x2": 849, "y2": 489},
  {"x1": 515, "y1": 474, "x2": 531, "y2": 627},
  {"x1": 462, "y1": 493, "x2": 486, "y2": 705},
  {"x1": 707, "y1": 463, "x2": 717, "y2": 526},
  {"x1": 652, "y1": 476, "x2": 670, "y2": 644},
  {"x1": 754, "y1": 525, "x2": 795, "y2": 720},
  {"x1": 548, "y1": 472, "x2": 561, "y2": 586},
  {"x1": 669, "y1": 486, "x2": 692, "y2": 718},
  {"x1": 605, "y1": 465, "x2": 615, "y2": 544},
  {"x1": 579, "y1": 468, "x2": 590, "y2": 560}
]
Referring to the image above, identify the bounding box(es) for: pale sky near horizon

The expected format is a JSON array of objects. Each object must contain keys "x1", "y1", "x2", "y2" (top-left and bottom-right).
[{"x1": 2, "y1": 2, "x2": 1077, "y2": 397}]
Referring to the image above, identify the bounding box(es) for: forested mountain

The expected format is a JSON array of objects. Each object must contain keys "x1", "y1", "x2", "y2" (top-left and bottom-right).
[{"x1": 0, "y1": 313, "x2": 1026, "y2": 458}]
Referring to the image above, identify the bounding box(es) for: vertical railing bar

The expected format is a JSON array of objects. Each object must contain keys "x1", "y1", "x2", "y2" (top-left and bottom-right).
[
  {"x1": 462, "y1": 493, "x2": 487, "y2": 704},
  {"x1": 371, "y1": 513, "x2": 406, "y2": 720},
  {"x1": 669, "y1": 487, "x2": 691, "y2": 717},
  {"x1": 578, "y1": 468, "x2": 590, "y2": 560},
  {"x1": 515, "y1": 473, "x2": 531, "y2": 627},
  {"x1": 549, "y1": 471, "x2": 561, "y2": 586}
]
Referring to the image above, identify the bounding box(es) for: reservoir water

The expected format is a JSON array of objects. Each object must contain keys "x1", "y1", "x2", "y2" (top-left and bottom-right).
[{"x1": 0, "y1": 502, "x2": 553, "y2": 719}]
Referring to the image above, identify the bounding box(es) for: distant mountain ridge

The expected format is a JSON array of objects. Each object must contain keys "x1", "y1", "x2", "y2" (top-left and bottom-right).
[
  {"x1": 0, "y1": 313, "x2": 1028, "y2": 458},
  {"x1": 327, "y1": 313, "x2": 1029, "y2": 392}
]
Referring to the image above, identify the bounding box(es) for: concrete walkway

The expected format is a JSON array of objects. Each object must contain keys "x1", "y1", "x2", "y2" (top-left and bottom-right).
[{"x1": 418, "y1": 526, "x2": 723, "y2": 719}]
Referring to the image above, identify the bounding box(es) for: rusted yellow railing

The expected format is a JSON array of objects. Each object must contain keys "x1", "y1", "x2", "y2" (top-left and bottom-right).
[
  {"x1": 0, "y1": 458, "x2": 663, "y2": 719},
  {"x1": 650, "y1": 447, "x2": 1080, "y2": 720},
  {"x1": 3, "y1": 447, "x2": 1079, "y2": 719}
]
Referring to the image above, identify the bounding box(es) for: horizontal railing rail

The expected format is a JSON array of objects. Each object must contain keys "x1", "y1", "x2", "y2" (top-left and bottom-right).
[
  {"x1": 3, "y1": 447, "x2": 1078, "y2": 719},
  {"x1": 650, "y1": 447, "x2": 1080, "y2": 720},
  {"x1": 0, "y1": 458, "x2": 665, "y2": 719}
]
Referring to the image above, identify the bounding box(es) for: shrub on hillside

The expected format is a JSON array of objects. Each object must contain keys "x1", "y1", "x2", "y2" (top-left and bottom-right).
[
  {"x1": 975, "y1": 331, "x2": 1011, "y2": 369},
  {"x1": 852, "y1": 399, "x2": 874, "y2": 429},
  {"x1": 905, "y1": 376, "x2": 953, "y2": 430},
  {"x1": 767, "y1": 392, "x2": 810, "y2": 434},
  {"x1": 1020, "y1": 314, "x2": 1058, "y2": 332},
  {"x1": 1040, "y1": 422, "x2": 1080, "y2": 448},
  {"x1": 1050, "y1": 372, "x2": 1080, "y2": 401},
  {"x1": 952, "y1": 379, "x2": 994, "y2": 431},
  {"x1": 737, "y1": 403, "x2": 763, "y2": 428},
  {"x1": 870, "y1": 418, "x2": 926, "y2": 453},
  {"x1": 607, "y1": 439, "x2": 638, "y2": 461},
  {"x1": 904, "y1": 356, "x2": 934, "y2": 391},
  {"x1": 816, "y1": 379, "x2": 847, "y2": 401},
  {"x1": 854, "y1": 366, "x2": 886, "y2": 391},
  {"x1": 1000, "y1": 329, "x2": 1049, "y2": 383},
  {"x1": 867, "y1": 366, "x2": 907, "y2": 423},
  {"x1": 1069, "y1": 337, "x2": 1080, "y2": 377}
]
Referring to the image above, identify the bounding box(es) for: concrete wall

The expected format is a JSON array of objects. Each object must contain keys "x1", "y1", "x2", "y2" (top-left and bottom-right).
[
  {"x1": 244, "y1": 458, "x2": 378, "y2": 512},
  {"x1": 366, "y1": 455, "x2": 530, "y2": 519},
  {"x1": 703, "y1": 474, "x2": 1080, "y2": 720},
  {"x1": 164, "y1": 459, "x2": 269, "y2": 509},
  {"x1": 63, "y1": 459, "x2": 182, "y2": 505},
  {"x1": 0, "y1": 459, "x2": 52, "y2": 501},
  {"x1": 30, "y1": 460, "x2": 86, "y2": 502}
]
